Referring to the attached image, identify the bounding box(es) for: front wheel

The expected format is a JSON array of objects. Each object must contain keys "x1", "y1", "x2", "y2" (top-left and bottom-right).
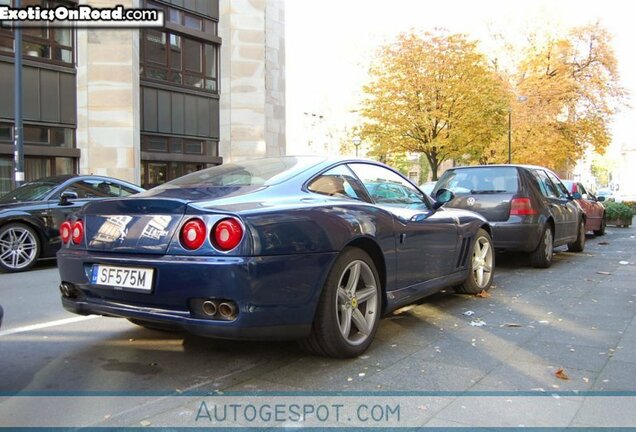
[
  {"x1": 0, "y1": 223, "x2": 41, "y2": 273},
  {"x1": 454, "y1": 229, "x2": 494, "y2": 294},
  {"x1": 567, "y1": 219, "x2": 586, "y2": 252},
  {"x1": 530, "y1": 225, "x2": 553, "y2": 268},
  {"x1": 299, "y1": 247, "x2": 381, "y2": 358}
]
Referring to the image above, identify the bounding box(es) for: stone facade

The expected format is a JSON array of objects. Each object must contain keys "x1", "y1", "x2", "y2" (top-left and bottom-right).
[
  {"x1": 76, "y1": 0, "x2": 140, "y2": 184},
  {"x1": 218, "y1": 0, "x2": 286, "y2": 161},
  {"x1": 75, "y1": 0, "x2": 286, "y2": 184}
]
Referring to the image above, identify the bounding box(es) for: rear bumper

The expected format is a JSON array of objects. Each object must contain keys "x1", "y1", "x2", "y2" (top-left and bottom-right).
[
  {"x1": 490, "y1": 219, "x2": 542, "y2": 252},
  {"x1": 57, "y1": 249, "x2": 337, "y2": 340}
]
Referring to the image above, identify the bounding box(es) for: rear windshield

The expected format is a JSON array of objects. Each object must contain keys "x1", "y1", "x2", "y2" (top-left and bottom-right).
[
  {"x1": 435, "y1": 167, "x2": 519, "y2": 194},
  {"x1": 155, "y1": 157, "x2": 322, "y2": 189}
]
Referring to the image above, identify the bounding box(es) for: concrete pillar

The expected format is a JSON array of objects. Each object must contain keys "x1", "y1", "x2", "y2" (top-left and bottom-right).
[
  {"x1": 219, "y1": 0, "x2": 285, "y2": 161},
  {"x1": 75, "y1": 0, "x2": 140, "y2": 184}
]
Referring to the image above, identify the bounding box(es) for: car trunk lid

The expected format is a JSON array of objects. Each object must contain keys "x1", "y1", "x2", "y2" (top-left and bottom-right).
[{"x1": 81, "y1": 198, "x2": 188, "y2": 254}]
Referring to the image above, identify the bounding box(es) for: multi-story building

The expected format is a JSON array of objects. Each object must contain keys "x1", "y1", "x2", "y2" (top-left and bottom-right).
[{"x1": 0, "y1": 0, "x2": 285, "y2": 194}]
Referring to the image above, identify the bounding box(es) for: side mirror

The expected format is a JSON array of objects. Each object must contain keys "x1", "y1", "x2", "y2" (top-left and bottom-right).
[
  {"x1": 433, "y1": 188, "x2": 455, "y2": 209},
  {"x1": 59, "y1": 191, "x2": 78, "y2": 206},
  {"x1": 571, "y1": 192, "x2": 582, "y2": 200},
  {"x1": 597, "y1": 196, "x2": 606, "y2": 202}
]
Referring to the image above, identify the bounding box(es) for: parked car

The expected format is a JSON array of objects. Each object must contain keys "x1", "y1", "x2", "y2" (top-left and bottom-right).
[
  {"x1": 432, "y1": 164, "x2": 586, "y2": 268},
  {"x1": 57, "y1": 157, "x2": 494, "y2": 358},
  {"x1": 595, "y1": 188, "x2": 616, "y2": 203},
  {"x1": 419, "y1": 181, "x2": 437, "y2": 196},
  {"x1": 562, "y1": 180, "x2": 606, "y2": 235},
  {"x1": 0, "y1": 175, "x2": 144, "y2": 273}
]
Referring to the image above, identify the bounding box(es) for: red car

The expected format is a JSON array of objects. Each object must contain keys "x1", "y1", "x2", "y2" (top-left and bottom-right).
[{"x1": 562, "y1": 180, "x2": 605, "y2": 235}]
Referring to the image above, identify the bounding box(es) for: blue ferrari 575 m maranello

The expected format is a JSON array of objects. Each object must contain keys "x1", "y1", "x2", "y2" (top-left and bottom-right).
[{"x1": 57, "y1": 157, "x2": 494, "y2": 357}]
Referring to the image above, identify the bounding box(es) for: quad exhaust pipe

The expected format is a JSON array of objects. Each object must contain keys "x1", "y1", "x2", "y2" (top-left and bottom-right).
[
  {"x1": 196, "y1": 299, "x2": 238, "y2": 320},
  {"x1": 219, "y1": 302, "x2": 237, "y2": 319},
  {"x1": 59, "y1": 282, "x2": 78, "y2": 299},
  {"x1": 201, "y1": 300, "x2": 217, "y2": 317}
]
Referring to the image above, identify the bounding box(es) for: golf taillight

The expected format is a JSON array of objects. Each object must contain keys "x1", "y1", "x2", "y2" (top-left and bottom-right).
[
  {"x1": 212, "y1": 218, "x2": 243, "y2": 251},
  {"x1": 60, "y1": 221, "x2": 72, "y2": 244},
  {"x1": 180, "y1": 218, "x2": 207, "y2": 250},
  {"x1": 71, "y1": 219, "x2": 84, "y2": 245},
  {"x1": 510, "y1": 197, "x2": 537, "y2": 216}
]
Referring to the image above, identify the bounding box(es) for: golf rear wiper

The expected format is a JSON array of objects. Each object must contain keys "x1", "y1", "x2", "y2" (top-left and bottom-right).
[{"x1": 470, "y1": 190, "x2": 509, "y2": 194}]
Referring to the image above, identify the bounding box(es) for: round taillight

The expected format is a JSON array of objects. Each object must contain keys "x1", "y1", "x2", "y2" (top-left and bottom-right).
[
  {"x1": 180, "y1": 218, "x2": 207, "y2": 250},
  {"x1": 71, "y1": 220, "x2": 84, "y2": 245},
  {"x1": 60, "y1": 221, "x2": 72, "y2": 244},
  {"x1": 212, "y1": 218, "x2": 243, "y2": 251}
]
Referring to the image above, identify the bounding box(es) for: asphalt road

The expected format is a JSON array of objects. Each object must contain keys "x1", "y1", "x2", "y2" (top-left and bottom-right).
[{"x1": 1, "y1": 224, "x2": 635, "y2": 427}]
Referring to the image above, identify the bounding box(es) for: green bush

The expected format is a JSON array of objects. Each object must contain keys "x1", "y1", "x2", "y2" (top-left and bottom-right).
[
  {"x1": 621, "y1": 200, "x2": 636, "y2": 215},
  {"x1": 604, "y1": 202, "x2": 634, "y2": 220}
]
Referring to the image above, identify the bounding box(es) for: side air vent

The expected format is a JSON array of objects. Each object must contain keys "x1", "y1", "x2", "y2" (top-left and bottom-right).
[{"x1": 456, "y1": 237, "x2": 471, "y2": 269}]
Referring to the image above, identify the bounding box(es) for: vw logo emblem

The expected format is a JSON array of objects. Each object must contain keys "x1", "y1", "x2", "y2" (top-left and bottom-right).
[{"x1": 467, "y1": 197, "x2": 476, "y2": 207}]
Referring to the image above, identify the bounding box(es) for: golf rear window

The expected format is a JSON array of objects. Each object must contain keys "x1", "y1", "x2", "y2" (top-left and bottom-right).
[{"x1": 435, "y1": 167, "x2": 519, "y2": 194}]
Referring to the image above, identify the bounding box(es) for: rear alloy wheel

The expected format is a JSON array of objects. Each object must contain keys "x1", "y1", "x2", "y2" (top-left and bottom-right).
[
  {"x1": 454, "y1": 229, "x2": 494, "y2": 294},
  {"x1": 299, "y1": 247, "x2": 381, "y2": 358},
  {"x1": 0, "y1": 223, "x2": 40, "y2": 273},
  {"x1": 593, "y1": 216, "x2": 606, "y2": 236},
  {"x1": 530, "y1": 225, "x2": 553, "y2": 268},
  {"x1": 568, "y1": 219, "x2": 586, "y2": 252}
]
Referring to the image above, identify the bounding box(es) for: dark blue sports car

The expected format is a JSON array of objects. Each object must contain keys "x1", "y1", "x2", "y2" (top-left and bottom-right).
[{"x1": 57, "y1": 157, "x2": 494, "y2": 357}]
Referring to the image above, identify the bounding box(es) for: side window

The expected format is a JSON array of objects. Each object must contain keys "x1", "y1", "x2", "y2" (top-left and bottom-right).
[
  {"x1": 62, "y1": 180, "x2": 120, "y2": 199},
  {"x1": 307, "y1": 165, "x2": 367, "y2": 201},
  {"x1": 577, "y1": 183, "x2": 588, "y2": 198},
  {"x1": 110, "y1": 182, "x2": 140, "y2": 197},
  {"x1": 546, "y1": 172, "x2": 570, "y2": 198},
  {"x1": 348, "y1": 163, "x2": 428, "y2": 209},
  {"x1": 533, "y1": 170, "x2": 558, "y2": 198}
]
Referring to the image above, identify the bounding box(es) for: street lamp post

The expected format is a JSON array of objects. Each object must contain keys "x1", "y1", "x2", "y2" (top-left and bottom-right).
[
  {"x1": 352, "y1": 137, "x2": 361, "y2": 157},
  {"x1": 507, "y1": 95, "x2": 528, "y2": 164},
  {"x1": 508, "y1": 108, "x2": 512, "y2": 164},
  {"x1": 14, "y1": 0, "x2": 24, "y2": 188}
]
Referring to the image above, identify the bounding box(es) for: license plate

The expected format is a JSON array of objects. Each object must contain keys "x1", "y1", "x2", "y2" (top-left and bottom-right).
[{"x1": 91, "y1": 265, "x2": 154, "y2": 292}]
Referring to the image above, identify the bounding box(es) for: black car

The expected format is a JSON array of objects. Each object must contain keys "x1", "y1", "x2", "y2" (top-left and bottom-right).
[
  {"x1": 432, "y1": 165, "x2": 585, "y2": 268},
  {"x1": 0, "y1": 175, "x2": 144, "y2": 273}
]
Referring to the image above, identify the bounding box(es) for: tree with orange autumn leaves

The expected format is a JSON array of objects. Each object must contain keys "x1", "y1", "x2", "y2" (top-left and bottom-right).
[{"x1": 360, "y1": 24, "x2": 627, "y2": 178}]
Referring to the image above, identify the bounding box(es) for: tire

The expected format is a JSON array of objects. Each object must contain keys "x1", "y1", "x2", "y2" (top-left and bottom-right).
[
  {"x1": 593, "y1": 216, "x2": 606, "y2": 236},
  {"x1": 127, "y1": 318, "x2": 180, "y2": 332},
  {"x1": 567, "y1": 219, "x2": 586, "y2": 252},
  {"x1": 530, "y1": 225, "x2": 553, "y2": 268},
  {"x1": 299, "y1": 247, "x2": 381, "y2": 358},
  {"x1": 454, "y1": 229, "x2": 494, "y2": 294},
  {"x1": 0, "y1": 223, "x2": 41, "y2": 273}
]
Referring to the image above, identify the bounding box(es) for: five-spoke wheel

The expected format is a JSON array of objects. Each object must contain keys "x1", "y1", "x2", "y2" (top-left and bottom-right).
[
  {"x1": 300, "y1": 247, "x2": 381, "y2": 358},
  {"x1": 455, "y1": 228, "x2": 494, "y2": 294}
]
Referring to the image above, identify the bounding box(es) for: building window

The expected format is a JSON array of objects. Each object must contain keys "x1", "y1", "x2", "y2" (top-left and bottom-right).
[
  {"x1": 0, "y1": 122, "x2": 75, "y2": 148},
  {"x1": 0, "y1": 155, "x2": 75, "y2": 195},
  {"x1": 140, "y1": 29, "x2": 218, "y2": 92},
  {"x1": 0, "y1": 122, "x2": 76, "y2": 195},
  {"x1": 141, "y1": 135, "x2": 216, "y2": 156},
  {"x1": 140, "y1": 160, "x2": 206, "y2": 189},
  {"x1": 0, "y1": 1, "x2": 74, "y2": 65}
]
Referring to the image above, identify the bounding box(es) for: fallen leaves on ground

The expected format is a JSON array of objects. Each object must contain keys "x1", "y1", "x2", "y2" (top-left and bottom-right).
[
  {"x1": 599, "y1": 242, "x2": 610, "y2": 245},
  {"x1": 555, "y1": 368, "x2": 570, "y2": 380},
  {"x1": 596, "y1": 271, "x2": 612, "y2": 275},
  {"x1": 476, "y1": 290, "x2": 491, "y2": 298}
]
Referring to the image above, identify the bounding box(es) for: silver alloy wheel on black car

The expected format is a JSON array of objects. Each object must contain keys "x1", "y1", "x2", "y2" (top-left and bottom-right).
[
  {"x1": 454, "y1": 228, "x2": 494, "y2": 294},
  {"x1": 568, "y1": 219, "x2": 586, "y2": 252},
  {"x1": 530, "y1": 225, "x2": 553, "y2": 268},
  {"x1": 300, "y1": 247, "x2": 381, "y2": 358},
  {"x1": 0, "y1": 223, "x2": 40, "y2": 272}
]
